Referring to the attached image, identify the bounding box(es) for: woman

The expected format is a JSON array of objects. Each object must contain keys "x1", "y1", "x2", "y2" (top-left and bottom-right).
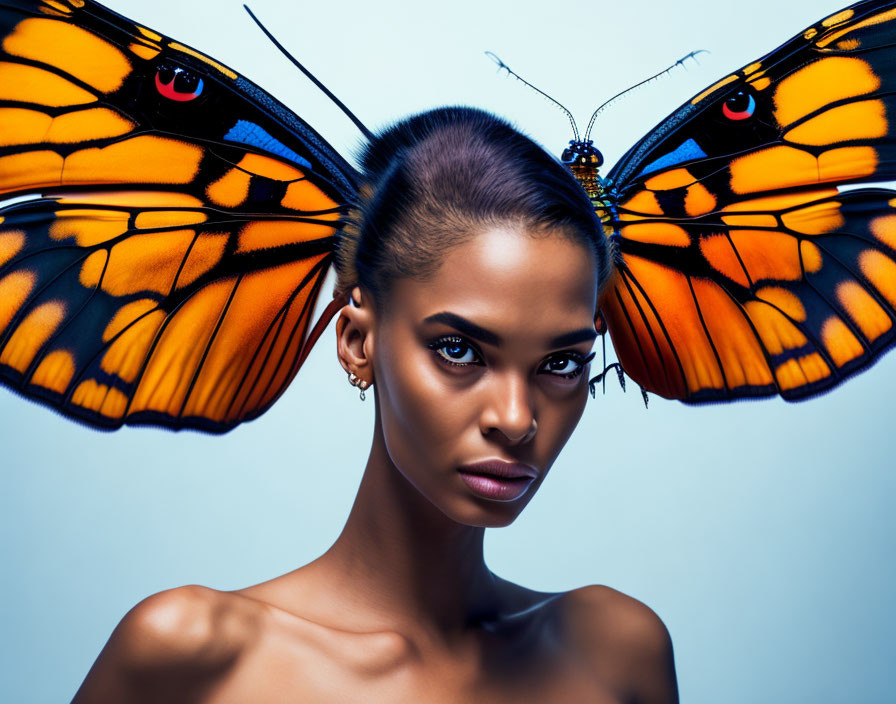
[
  {"x1": 3, "y1": 1, "x2": 893, "y2": 702},
  {"x1": 69, "y1": 108, "x2": 678, "y2": 702}
]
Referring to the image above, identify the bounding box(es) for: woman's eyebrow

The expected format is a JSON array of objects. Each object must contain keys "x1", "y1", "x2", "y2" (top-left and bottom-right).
[
  {"x1": 422, "y1": 312, "x2": 501, "y2": 345},
  {"x1": 422, "y1": 312, "x2": 597, "y2": 349},
  {"x1": 549, "y1": 328, "x2": 597, "y2": 348}
]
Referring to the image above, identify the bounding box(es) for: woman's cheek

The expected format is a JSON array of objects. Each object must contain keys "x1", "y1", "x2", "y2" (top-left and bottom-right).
[
  {"x1": 377, "y1": 346, "x2": 468, "y2": 472},
  {"x1": 534, "y1": 384, "x2": 590, "y2": 467}
]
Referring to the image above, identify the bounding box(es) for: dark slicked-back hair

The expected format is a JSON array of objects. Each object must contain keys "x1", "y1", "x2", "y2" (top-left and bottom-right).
[{"x1": 335, "y1": 106, "x2": 610, "y2": 303}]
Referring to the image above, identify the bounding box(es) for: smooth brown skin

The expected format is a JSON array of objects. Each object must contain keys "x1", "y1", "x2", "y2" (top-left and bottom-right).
[{"x1": 71, "y1": 225, "x2": 677, "y2": 703}]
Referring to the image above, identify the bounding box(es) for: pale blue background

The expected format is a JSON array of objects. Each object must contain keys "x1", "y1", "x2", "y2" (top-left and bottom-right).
[{"x1": 2, "y1": 0, "x2": 894, "y2": 702}]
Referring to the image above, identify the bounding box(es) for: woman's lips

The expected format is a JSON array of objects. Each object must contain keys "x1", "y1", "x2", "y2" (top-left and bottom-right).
[{"x1": 457, "y1": 460, "x2": 538, "y2": 501}]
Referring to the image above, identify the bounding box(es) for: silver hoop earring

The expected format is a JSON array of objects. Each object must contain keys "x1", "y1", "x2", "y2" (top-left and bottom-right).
[{"x1": 347, "y1": 372, "x2": 369, "y2": 401}]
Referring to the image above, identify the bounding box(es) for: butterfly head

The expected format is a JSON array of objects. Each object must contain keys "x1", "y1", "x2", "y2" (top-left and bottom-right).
[
  {"x1": 561, "y1": 140, "x2": 604, "y2": 169},
  {"x1": 561, "y1": 140, "x2": 604, "y2": 201}
]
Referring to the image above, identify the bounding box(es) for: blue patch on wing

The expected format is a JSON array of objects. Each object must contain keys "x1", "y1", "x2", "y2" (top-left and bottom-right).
[
  {"x1": 637, "y1": 138, "x2": 707, "y2": 178},
  {"x1": 223, "y1": 120, "x2": 312, "y2": 170}
]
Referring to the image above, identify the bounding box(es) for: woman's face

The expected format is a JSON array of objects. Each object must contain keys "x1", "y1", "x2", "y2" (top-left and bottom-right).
[{"x1": 368, "y1": 223, "x2": 601, "y2": 527}]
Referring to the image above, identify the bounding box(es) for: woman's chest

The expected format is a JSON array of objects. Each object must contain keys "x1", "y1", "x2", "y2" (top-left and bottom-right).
[{"x1": 200, "y1": 619, "x2": 624, "y2": 704}]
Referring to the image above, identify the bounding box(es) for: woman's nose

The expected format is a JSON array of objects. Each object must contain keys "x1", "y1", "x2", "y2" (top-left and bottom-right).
[{"x1": 480, "y1": 372, "x2": 537, "y2": 445}]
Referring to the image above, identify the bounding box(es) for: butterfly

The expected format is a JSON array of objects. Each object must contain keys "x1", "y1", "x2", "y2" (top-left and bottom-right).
[{"x1": 0, "y1": 0, "x2": 894, "y2": 433}]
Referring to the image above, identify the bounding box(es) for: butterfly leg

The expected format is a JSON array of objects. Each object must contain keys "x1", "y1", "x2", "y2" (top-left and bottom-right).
[{"x1": 588, "y1": 363, "x2": 626, "y2": 398}]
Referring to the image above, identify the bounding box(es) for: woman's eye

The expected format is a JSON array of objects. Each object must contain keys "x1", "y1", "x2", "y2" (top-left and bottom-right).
[
  {"x1": 431, "y1": 337, "x2": 480, "y2": 365},
  {"x1": 542, "y1": 357, "x2": 581, "y2": 376},
  {"x1": 539, "y1": 352, "x2": 594, "y2": 378}
]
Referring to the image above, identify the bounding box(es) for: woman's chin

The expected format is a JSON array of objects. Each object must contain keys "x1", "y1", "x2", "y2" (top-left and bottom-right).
[{"x1": 441, "y1": 494, "x2": 534, "y2": 529}]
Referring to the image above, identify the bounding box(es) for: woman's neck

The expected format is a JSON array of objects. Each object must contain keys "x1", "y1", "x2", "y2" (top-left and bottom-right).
[{"x1": 302, "y1": 417, "x2": 505, "y2": 648}]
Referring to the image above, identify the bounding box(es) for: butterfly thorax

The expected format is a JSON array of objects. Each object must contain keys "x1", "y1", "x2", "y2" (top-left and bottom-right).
[{"x1": 561, "y1": 140, "x2": 612, "y2": 224}]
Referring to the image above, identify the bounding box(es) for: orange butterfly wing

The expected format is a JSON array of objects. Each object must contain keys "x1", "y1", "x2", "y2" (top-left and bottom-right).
[
  {"x1": 0, "y1": 0, "x2": 358, "y2": 431},
  {"x1": 601, "y1": 0, "x2": 896, "y2": 402}
]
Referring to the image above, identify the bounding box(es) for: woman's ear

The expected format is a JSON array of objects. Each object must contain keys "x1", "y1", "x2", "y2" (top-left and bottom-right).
[{"x1": 336, "y1": 286, "x2": 375, "y2": 384}]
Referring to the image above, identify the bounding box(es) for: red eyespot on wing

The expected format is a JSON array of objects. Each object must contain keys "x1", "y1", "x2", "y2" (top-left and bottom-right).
[
  {"x1": 154, "y1": 67, "x2": 204, "y2": 102},
  {"x1": 722, "y1": 91, "x2": 756, "y2": 121}
]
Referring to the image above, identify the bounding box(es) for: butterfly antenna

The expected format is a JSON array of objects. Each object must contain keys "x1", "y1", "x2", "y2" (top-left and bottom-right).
[
  {"x1": 485, "y1": 51, "x2": 580, "y2": 141},
  {"x1": 584, "y1": 50, "x2": 708, "y2": 140},
  {"x1": 244, "y1": 5, "x2": 374, "y2": 141}
]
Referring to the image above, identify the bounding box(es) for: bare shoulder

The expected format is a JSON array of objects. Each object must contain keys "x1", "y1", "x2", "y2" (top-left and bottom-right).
[
  {"x1": 72, "y1": 585, "x2": 263, "y2": 704},
  {"x1": 558, "y1": 585, "x2": 678, "y2": 704},
  {"x1": 118, "y1": 584, "x2": 262, "y2": 668}
]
